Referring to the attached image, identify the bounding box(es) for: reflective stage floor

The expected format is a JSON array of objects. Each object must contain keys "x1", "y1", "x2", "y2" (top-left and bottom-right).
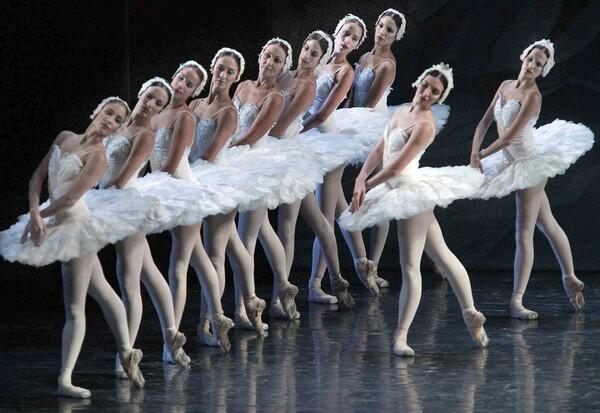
[{"x1": 1, "y1": 271, "x2": 600, "y2": 412}]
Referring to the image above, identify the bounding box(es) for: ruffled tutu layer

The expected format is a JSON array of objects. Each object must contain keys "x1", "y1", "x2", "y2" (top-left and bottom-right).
[
  {"x1": 192, "y1": 137, "x2": 325, "y2": 211},
  {"x1": 0, "y1": 187, "x2": 160, "y2": 267},
  {"x1": 339, "y1": 165, "x2": 484, "y2": 231},
  {"x1": 478, "y1": 120, "x2": 594, "y2": 199}
]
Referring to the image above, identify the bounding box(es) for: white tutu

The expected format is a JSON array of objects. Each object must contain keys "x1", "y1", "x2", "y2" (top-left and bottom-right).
[
  {"x1": 0, "y1": 186, "x2": 159, "y2": 267},
  {"x1": 478, "y1": 120, "x2": 594, "y2": 199},
  {"x1": 339, "y1": 165, "x2": 484, "y2": 231}
]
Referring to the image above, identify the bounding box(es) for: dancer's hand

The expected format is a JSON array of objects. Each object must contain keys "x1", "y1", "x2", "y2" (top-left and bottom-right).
[
  {"x1": 350, "y1": 179, "x2": 366, "y2": 212},
  {"x1": 470, "y1": 152, "x2": 483, "y2": 172},
  {"x1": 21, "y1": 213, "x2": 46, "y2": 246}
]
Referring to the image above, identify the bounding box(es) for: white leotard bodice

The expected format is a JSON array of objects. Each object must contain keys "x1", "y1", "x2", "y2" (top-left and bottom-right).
[
  {"x1": 190, "y1": 117, "x2": 231, "y2": 163},
  {"x1": 494, "y1": 97, "x2": 538, "y2": 161},
  {"x1": 352, "y1": 63, "x2": 391, "y2": 113},
  {"x1": 99, "y1": 135, "x2": 145, "y2": 189},
  {"x1": 48, "y1": 145, "x2": 89, "y2": 222},
  {"x1": 306, "y1": 70, "x2": 340, "y2": 132},
  {"x1": 150, "y1": 127, "x2": 197, "y2": 182},
  {"x1": 383, "y1": 123, "x2": 430, "y2": 187}
]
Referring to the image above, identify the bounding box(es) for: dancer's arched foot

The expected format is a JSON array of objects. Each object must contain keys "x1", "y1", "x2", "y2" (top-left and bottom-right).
[
  {"x1": 392, "y1": 330, "x2": 414, "y2": 357},
  {"x1": 164, "y1": 330, "x2": 190, "y2": 366},
  {"x1": 196, "y1": 323, "x2": 219, "y2": 347},
  {"x1": 308, "y1": 285, "x2": 338, "y2": 304},
  {"x1": 242, "y1": 296, "x2": 268, "y2": 334},
  {"x1": 369, "y1": 262, "x2": 390, "y2": 288},
  {"x1": 115, "y1": 354, "x2": 128, "y2": 379},
  {"x1": 510, "y1": 294, "x2": 538, "y2": 320},
  {"x1": 57, "y1": 383, "x2": 92, "y2": 399},
  {"x1": 355, "y1": 258, "x2": 380, "y2": 296},
  {"x1": 212, "y1": 313, "x2": 234, "y2": 353},
  {"x1": 120, "y1": 349, "x2": 145, "y2": 388},
  {"x1": 462, "y1": 308, "x2": 489, "y2": 348},
  {"x1": 330, "y1": 275, "x2": 355, "y2": 310},
  {"x1": 278, "y1": 282, "x2": 300, "y2": 320},
  {"x1": 562, "y1": 274, "x2": 585, "y2": 311}
]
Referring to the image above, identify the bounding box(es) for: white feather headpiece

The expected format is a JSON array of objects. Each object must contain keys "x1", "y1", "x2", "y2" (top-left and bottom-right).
[
  {"x1": 412, "y1": 62, "x2": 454, "y2": 104},
  {"x1": 377, "y1": 8, "x2": 406, "y2": 41},
  {"x1": 305, "y1": 30, "x2": 333, "y2": 66},
  {"x1": 334, "y1": 14, "x2": 367, "y2": 49},
  {"x1": 211, "y1": 47, "x2": 246, "y2": 82},
  {"x1": 520, "y1": 39, "x2": 555, "y2": 77},
  {"x1": 137, "y1": 77, "x2": 174, "y2": 110},
  {"x1": 89, "y1": 96, "x2": 130, "y2": 120},
  {"x1": 260, "y1": 38, "x2": 293, "y2": 72},
  {"x1": 173, "y1": 60, "x2": 208, "y2": 97}
]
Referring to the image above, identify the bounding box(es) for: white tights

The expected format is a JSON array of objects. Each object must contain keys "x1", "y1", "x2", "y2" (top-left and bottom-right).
[
  {"x1": 115, "y1": 233, "x2": 179, "y2": 345},
  {"x1": 512, "y1": 180, "x2": 579, "y2": 318},
  {"x1": 60, "y1": 253, "x2": 132, "y2": 396},
  {"x1": 168, "y1": 222, "x2": 224, "y2": 329},
  {"x1": 395, "y1": 210, "x2": 479, "y2": 353}
]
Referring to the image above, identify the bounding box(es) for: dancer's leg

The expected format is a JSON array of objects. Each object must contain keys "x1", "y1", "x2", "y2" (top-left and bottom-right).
[
  {"x1": 115, "y1": 235, "x2": 145, "y2": 344},
  {"x1": 277, "y1": 201, "x2": 302, "y2": 276},
  {"x1": 512, "y1": 181, "x2": 545, "y2": 319},
  {"x1": 393, "y1": 211, "x2": 432, "y2": 356},
  {"x1": 369, "y1": 223, "x2": 391, "y2": 287},
  {"x1": 424, "y1": 217, "x2": 488, "y2": 347},
  {"x1": 535, "y1": 191, "x2": 584, "y2": 310}
]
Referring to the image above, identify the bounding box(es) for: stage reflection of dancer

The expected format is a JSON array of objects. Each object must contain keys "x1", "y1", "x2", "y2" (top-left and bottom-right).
[
  {"x1": 269, "y1": 30, "x2": 373, "y2": 307},
  {"x1": 470, "y1": 40, "x2": 593, "y2": 319},
  {"x1": 301, "y1": 14, "x2": 381, "y2": 304},
  {"x1": 151, "y1": 64, "x2": 234, "y2": 351},
  {"x1": 99, "y1": 78, "x2": 192, "y2": 376},
  {"x1": 340, "y1": 64, "x2": 488, "y2": 356},
  {"x1": 188, "y1": 48, "x2": 268, "y2": 340},
  {"x1": 0, "y1": 97, "x2": 145, "y2": 397}
]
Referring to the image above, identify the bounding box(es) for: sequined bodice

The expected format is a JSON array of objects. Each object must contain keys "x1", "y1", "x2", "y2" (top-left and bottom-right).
[
  {"x1": 48, "y1": 145, "x2": 89, "y2": 221},
  {"x1": 383, "y1": 126, "x2": 424, "y2": 173},
  {"x1": 190, "y1": 117, "x2": 231, "y2": 163},
  {"x1": 307, "y1": 71, "x2": 337, "y2": 132},
  {"x1": 150, "y1": 128, "x2": 196, "y2": 182},
  {"x1": 280, "y1": 89, "x2": 304, "y2": 139},
  {"x1": 493, "y1": 98, "x2": 538, "y2": 161},
  {"x1": 352, "y1": 64, "x2": 390, "y2": 113},
  {"x1": 99, "y1": 135, "x2": 143, "y2": 189},
  {"x1": 230, "y1": 97, "x2": 270, "y2": 146}
]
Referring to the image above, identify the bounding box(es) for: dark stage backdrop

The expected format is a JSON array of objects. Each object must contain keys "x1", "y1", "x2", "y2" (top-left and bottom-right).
[{"x1": 1, "y1": 1, "x2": 598, "y2": 317}]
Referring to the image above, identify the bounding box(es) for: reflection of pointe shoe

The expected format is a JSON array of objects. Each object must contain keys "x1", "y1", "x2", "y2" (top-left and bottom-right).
[
  {"x1": 510, "y1": 294, "x2": 538, "y2": 320},
  {"x1": 115, "y1": 353, "x2": 128, "y2": 379},
  {"x1": 330, "y1": 275, "x2": 355, "y2": 310},
  {"x1": 120, "y1": 349, "x2": 145, "y2": 388},
  {"x1": 355, "y1": 258, "x2": 380, "y2": 296},
  {"x1": 243, "y1": 296, "x2": 268, "y2": 334},
  {"x1": 212, "y1": 313, "x2": 234, "y2": 353},
  {"x1": 463, "y1": 308, "x2": 489, "y2": 348},
  {"x1": 56, "y1": 383, "x2": 92, "y2": 399},
  {"x1": 278, "y1": 282, "x2": 300, "y2": 320},
  {"x1": 562, "y1": 274, "x2": 585, "y2": 311},
  {"x1": 196, "y1": 323, "x2": 219, "y2": 347},
  {"x1": 308, "y1": 285, "x2": 338, "y2": 304}
]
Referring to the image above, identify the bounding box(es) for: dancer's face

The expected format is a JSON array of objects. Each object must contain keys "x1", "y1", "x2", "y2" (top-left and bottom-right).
[
  {"x1": 334, "y1": 22, "x2": 362, "y2": 54},
  {"x1": 259, "y1": 44, "x2": 286, "y2": 77},
  {"x1": 520, "y1": 48, "x2": 548, "y2": 80},
  {"x1": 298, "y1": 39, "x2": 323, "y2": 70},
  {"x1": 93, "y1": 102, "x2": 128, "y2": 135},
  {"x1": 374, "y1": 16, "x2": 397, "y2": 47},
  {"x1": 171, "y1": 67, "x2": 201, "y2": 100},
  {"x1": 415, "y1": 74, "x2": 444, "y2": 106},
  {"x1": 211, "y1": 55, "x2": 239, "y2": 92},
  {"x1": 133, "y1": 86, "x2": 169, "y2": 120}
]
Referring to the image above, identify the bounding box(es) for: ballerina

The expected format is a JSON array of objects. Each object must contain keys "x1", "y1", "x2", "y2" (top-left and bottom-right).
[
  {"x1": 269, "y1": 30, "x2": 375, "y2": 306},
  {"x1": 0, "y1": 97, "x2": 145, "y2": 397},
  {"x1": 188, "y1": 48, "x2": 268, "y2": 340},
  {"x1": 150, "y1": 68, "x2": 234, "y2": 351},
  {"x1": 98, "y1": 78, "x2": 193, "y2": 376},
  {"x1": 469, "y1": 39, "x2": 594, "y2": 319},
  {"x1": 340, "y1": 63, "x2": 489, "y2": 356}
]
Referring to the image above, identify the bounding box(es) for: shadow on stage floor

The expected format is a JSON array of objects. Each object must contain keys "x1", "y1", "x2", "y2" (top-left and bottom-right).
[{"x1": 1, "y1": 271, "x2": 599, "y2": 412}]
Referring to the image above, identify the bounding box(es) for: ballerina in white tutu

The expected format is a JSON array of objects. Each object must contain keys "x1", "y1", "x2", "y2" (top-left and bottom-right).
[
  {"x1": 189, "y1": 48, "x2": 268, "y2": 340},
  {"x1": 150, "y1": 68, "x2": 234, "y2": 351},
  {"x1": 1, "y1": 97, "x2": 145, "y2": 397},
  {"x1": 469, "y1": 40, "x2": 594, "y2": 319},
  {"x1": 340, "y1": 64, "x2": 488, "y2": 356},
  {"x1": 270, "y1": 30, "x2": 373, "y2": 307},
  {"x1": 99, "y1": 78, "x2": 194, "y2": 376}
]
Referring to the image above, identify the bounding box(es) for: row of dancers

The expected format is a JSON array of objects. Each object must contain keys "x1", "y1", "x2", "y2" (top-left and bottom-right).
[{"x1": 0, "y1": 9, "x2": 594, "y2": 399}]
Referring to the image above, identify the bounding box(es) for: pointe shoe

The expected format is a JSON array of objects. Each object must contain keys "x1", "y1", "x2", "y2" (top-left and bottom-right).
[
  {"x1": 562, "y1": 274, "x2": 585, "y2": 311},
  {"x1": 329, "y1": 275, "x2": 355, "y2": 310},
  {"x1": 510, "y1": 295, "x2": 538, "y2": 320},
  {"x1": 115, "y1": 353, "x2": 128, "y2": 379},
  {"x1": 243, "y1": 296, "x2": 268, "y2": 334},
  {"x1": 463, "y1": 308, "x2": 489, "y2": 348},
  {"x1": 278, "y1": 282, "x2": 300, "y2": 320},
  {"x1": 355, "y1": 258, "x2": 380, "y2": 296},
  {"x1": 56, "y1": 383, "x2": 92, "y2": 399},
  {"x1": 120, "y1": 349, "x2": 145, "y2": 388},
  {"x1": 165, "y1": 330, "x2": 190, "y2": 367},
  {"x1": 308, "y1": 285, "x2": 338, "y2": 304},
  {"x1": 196, "y1": 323, "x2": 219, "y2": 347},
  {"x1": 212, "y1": 313, "x2": 235, "y2": 353},
  {"x1": 392, "y1": 340, "x2": 415, "y2": 357}
]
